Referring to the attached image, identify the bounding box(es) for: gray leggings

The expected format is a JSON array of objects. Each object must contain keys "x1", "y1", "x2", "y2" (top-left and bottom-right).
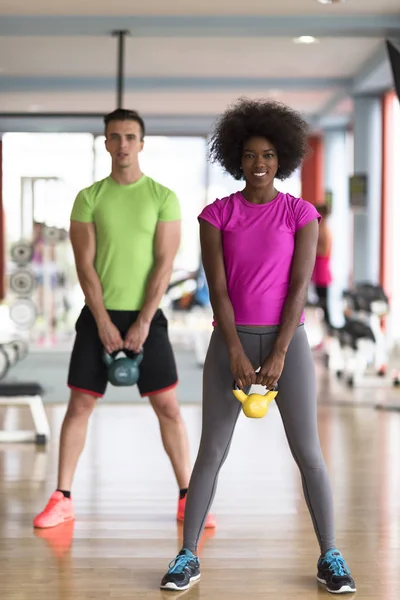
[{"x1": 183, "y1": 324, "x2": 335, "y2": 554}]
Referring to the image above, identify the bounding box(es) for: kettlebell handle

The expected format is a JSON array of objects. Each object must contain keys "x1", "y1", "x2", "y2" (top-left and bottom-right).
[
  {"x1": 103, "y1": 348, "x2": 144, "y2": 364},
  {"x1": 232, "y1": 380, "x2": 278, "y2": 394},
  {"x1": 103, "y1": 351, "x2": 114, "y2": 366}
]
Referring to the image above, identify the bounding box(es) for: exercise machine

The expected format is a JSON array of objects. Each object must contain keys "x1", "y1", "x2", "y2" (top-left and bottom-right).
[{"x1": 328, "y1": 283, "x2": 399, "y2": 388}]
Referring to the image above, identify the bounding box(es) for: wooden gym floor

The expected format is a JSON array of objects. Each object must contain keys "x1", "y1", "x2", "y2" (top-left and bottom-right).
[{"x1": 0, "y1": 364, "x2": 400, "y2": 599}]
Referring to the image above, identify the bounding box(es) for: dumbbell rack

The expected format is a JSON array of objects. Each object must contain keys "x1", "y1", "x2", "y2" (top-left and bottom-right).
[
  {"x1": 0, "y1": 339, "x2": 28, "y2": 381},
  {"x1": 8, "y1": 238, "x2": 38, "y2": 333},
  {"x1": 0, "y1": 240, "x2": 50, "y2": 444}
]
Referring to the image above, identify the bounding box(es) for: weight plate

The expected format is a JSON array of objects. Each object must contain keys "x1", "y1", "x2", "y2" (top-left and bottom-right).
[
  {"x1": 3, "y1": 342, "x2": 18, "y2": 367},
  {"x1": 43, "y1": 226, "x2": 60, "y2": 243},
  {"x1": 10, "y1": 241, "x2": 34, "y2": 265},
  {"x1": 12, "y1": 339, "x2": 29, "y2": 361},
  {"x1": 0, "y1": 347, "x2": 10, "y2": 380},
  {"x1": 9, "y1": 269, "x2": 36, "y2": 296},
  {"x1": 9, "y1": 298, "x2": 37, "y2": 330}
]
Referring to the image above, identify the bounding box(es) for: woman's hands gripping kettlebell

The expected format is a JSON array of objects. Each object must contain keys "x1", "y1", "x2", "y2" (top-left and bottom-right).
[
  {"x1": 256, "y1": 349, "x2": 286, "y2": 389},
  {"x1": 229, "y1": 347, "x2": 256, "y2": 389}
]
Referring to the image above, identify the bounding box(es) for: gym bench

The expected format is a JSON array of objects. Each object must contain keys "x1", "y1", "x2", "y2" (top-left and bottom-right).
[{"x1": 0, "y1": 382, "x2": 50, "y2": 445}]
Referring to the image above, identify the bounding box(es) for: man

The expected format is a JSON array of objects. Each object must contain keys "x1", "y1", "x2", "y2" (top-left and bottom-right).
[{"x1": 33, "y1": 109, "x2": 216, "y2": 530}]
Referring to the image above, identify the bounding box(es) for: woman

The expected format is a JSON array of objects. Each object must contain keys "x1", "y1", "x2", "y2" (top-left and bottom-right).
[
  {"x1": 160, "y1": 99, "x2": 356, "y2": 595},
  {"x1": 312, "y1": 204, "x2": 333, "y2": 333}
]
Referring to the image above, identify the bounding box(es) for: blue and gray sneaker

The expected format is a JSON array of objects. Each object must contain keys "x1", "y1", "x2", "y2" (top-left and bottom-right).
[
  {"x1": 317, "y1": 549, "x2": 356, "y2": 594},
  {"x1": 160, "y1": 548, "x2": 201, "y2": 591}
]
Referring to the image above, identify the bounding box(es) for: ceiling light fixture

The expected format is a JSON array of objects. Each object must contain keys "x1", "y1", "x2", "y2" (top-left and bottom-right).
[
  {"x1": 317, "y1": 0, "x2": 346, "y2": 4},
  {"x1": 293, "y1": 36, "x2": 319, "y2": 44},
  {"x1": 28, "y1": 104, "x2": 43, "y2": 112}
]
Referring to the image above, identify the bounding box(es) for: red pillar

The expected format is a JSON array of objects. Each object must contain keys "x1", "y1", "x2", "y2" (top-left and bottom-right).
[
  {"x1": 301, "y1": 135, "x2": 324, "y2": 206},
  {"x1": 0, "y1": 139, "x2": 4, "y2": 301}
]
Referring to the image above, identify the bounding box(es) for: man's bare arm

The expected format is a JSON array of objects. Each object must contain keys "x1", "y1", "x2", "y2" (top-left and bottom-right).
[
  {"x1": 138, "y1": 220, "x2": 181, "y2": 324},
  {"x1": 69, "y1": 221, "x2": 109, "y2": 326}
]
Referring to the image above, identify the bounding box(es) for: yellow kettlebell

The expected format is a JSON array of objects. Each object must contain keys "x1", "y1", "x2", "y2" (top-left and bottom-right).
[{"x1": 232, "y1": 382, "x2": 278, "y2": 419}]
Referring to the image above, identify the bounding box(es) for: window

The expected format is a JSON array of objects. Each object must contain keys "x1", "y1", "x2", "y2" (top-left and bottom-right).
[{"x1": 94, "y1": 135, "x2": 208, "y2": 272}]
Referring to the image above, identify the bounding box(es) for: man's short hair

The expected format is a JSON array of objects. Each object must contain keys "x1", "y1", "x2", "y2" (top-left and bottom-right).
[{"x1": 104, "y1": 109, "x2": 145, "y2": 140}]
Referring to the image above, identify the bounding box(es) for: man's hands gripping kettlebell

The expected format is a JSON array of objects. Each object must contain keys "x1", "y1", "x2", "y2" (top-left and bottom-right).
[
  {"x1": 124, "y1": 317, "x2": 150, "y2": 353},
  {"x1": 97, "y1": 318, "x2": 124, "y2": 355}
]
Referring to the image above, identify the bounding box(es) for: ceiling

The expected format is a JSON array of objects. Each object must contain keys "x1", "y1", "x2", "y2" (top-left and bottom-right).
[
  {"x1": 0, "y1": 0, "x2": 399, "y2": 135},
  {"x1": 1, "y1": 0, "x2": 400, "y2": 16}
]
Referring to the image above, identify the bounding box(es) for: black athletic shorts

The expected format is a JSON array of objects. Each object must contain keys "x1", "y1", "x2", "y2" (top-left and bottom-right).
[{"x1": 67, "y1": 306, "x2": 178, "y2": 398}]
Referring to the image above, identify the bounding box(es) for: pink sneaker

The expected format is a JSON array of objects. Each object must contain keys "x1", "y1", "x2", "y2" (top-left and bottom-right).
[{"x1": 33, "y1": 491, "x2": 75, "y2": 529}]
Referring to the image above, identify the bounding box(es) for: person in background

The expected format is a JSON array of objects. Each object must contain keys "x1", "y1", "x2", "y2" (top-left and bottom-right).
[{"x1": 312, "y1": 204, "x2": 333, "y2": 334}]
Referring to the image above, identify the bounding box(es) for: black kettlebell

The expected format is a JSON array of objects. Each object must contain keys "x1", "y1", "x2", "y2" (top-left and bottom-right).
[{"x1": 103, "y1": 349, "x2": 143, "y2": 387}]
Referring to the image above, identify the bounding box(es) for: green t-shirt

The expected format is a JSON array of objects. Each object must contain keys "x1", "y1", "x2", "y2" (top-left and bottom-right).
[{"x1": 70, "y1": 175, "x2": 181, "y2": 310}]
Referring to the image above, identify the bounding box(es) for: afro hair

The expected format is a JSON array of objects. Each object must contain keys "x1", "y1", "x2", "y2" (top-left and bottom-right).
[{"x1": 209, "y1": 97, "x2": 310, "y2": 181}]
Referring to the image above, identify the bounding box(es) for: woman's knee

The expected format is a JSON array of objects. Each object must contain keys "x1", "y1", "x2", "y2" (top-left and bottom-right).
[
  {"x1": 291, "y1": 439, "x2": 326, "y2": 472},
  {"x1": 197, "y1": 436, "x2": 231, "y2": 469}
]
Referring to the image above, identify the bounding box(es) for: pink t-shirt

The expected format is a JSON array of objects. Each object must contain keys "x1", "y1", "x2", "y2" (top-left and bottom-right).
[
  {"x1": 312, "y1": 256, "x2": 332, "y2": 287},
  {"x1": 198, "y1": 190, "x2": 321, "y2": 326}
]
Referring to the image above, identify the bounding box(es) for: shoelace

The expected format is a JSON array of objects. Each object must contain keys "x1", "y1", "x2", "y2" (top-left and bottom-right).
[
  {"x1": 168, "y1": 554, "x2": 194, "y2": 574},
  {"x1": 325, "y1": 554, "x2": 349, "y2": 577}
]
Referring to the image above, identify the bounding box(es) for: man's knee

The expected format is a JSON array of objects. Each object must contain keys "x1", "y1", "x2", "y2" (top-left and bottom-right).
[
  {"x1": 149, "y1": 388, "x2": 181, "y2": 421},
  {"x1": 66, "y1": 389, "x2": 97, "y2": 419}
]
